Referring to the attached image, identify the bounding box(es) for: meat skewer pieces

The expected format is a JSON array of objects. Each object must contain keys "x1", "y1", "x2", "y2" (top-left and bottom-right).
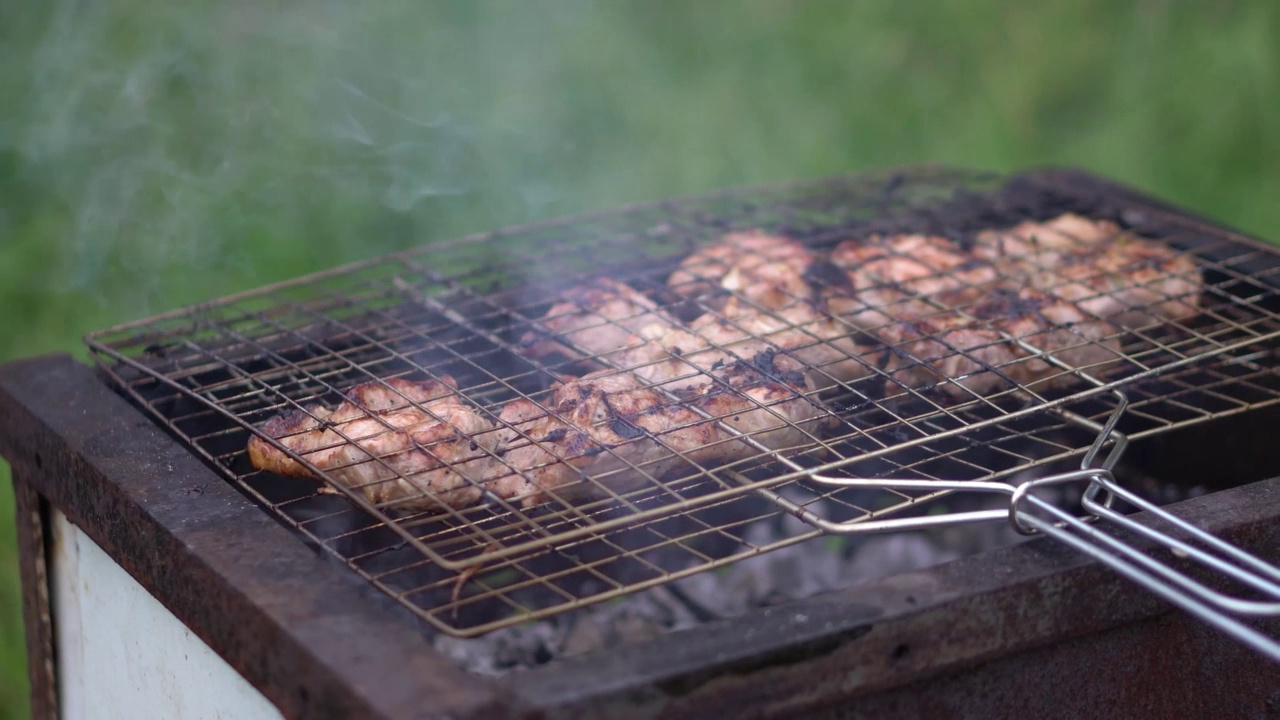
[{"x1": 973, "y1": 214, "x2": 1203, "y2": 328}]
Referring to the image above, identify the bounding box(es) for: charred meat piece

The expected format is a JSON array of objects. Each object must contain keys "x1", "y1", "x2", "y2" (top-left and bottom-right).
[
  {"x1": 490, "y1": 357, "x2": 825, "y2": 507},
  {"x1": 973, "y1": 213, "x2": 1118, "y2": 262},
  {"x1": 607, "y1": 296, "x2": 872, "y2": 392},
  {"x1": 519, "y1": 278, "x2": 678, "y2": 363},
  {"x1": 832, "y1": 233, "x2": 1001, "y2": 297},
  {"x1": 829, "y1": 233, "x2": 1002, "y2": 331},
  {"x1": 686, "y1": 298, "x2": 870, "y2": 389},
  {"x1": 668, "y1": 230, "x2": 815, "y2": 312},
  {"x1": 246, "y1": 377, "x2": 501, "y2": 512},
  {"x1": 249, "y1": 362, "x2": 828, "y2": 513},
  {"x1": 680, "y1": 349, "x2": 830, "y2": 461},
  {"x1": 973, "y1": 214, "x2": 1202, "y2": 327},
  {"x1": 876, "y1": 286, "x2": 1121, "y2": 398},
  {"x1": 489, "y1": 371, "x2": 719, "y2": 507},
  {"x1": 604, "y1": 325, "x2": 734, "y2": 390},
  {"x1": 521, "y1": 236, "x2": 870, "y2": 392}
]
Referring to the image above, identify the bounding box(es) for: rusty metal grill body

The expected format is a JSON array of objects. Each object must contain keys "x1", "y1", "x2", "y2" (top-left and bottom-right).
[{"x1": 83, "y1": 167, "x2": 1280, "y2": 639}]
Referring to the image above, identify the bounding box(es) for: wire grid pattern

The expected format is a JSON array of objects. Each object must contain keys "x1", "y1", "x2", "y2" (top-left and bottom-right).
[{"x1": 85, "y1": 169, "x2": 1280, "y2": 635}]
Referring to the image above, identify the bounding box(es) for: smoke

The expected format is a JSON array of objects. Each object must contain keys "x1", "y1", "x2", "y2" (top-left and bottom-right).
[
  {"x1": 4, "y1": 0, "x2": 1277, "y2": 357},
  {"x1": 4, "y1": 1, "x2": 599, "y2": 331}
]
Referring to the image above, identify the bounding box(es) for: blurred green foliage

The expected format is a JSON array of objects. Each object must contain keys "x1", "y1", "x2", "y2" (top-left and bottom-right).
[{"x1": 1, "y1": 2, "x2": 1277, "y2": 716}]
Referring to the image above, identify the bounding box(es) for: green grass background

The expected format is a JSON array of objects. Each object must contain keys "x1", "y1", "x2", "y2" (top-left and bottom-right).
[{"x1": 1, "y1": 1, "x2": 1278, "y2": 716}]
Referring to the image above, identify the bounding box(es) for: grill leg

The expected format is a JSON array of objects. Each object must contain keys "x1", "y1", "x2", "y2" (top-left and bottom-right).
[{"x1": 13, "y1": 472, "x2": 58, "y2": 720}]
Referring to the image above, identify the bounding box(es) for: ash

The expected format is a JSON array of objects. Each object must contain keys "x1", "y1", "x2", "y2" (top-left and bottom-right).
[
  {"x1": 432, "y1": 463, "x2": 1208, "y2": 677},
  {"x1": 433, "y1": 492, "x2": 1031, "y2": 676}
]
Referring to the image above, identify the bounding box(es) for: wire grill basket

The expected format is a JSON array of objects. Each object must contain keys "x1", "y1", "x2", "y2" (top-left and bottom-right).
[{"x1": 86, "y1": 168, "x2": 1280, "y2": 646}]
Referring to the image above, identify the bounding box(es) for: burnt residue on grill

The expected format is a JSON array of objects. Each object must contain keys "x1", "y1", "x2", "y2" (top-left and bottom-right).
[{"x1": 83, "y1": 166, "x2": 1280, "y2": 643}]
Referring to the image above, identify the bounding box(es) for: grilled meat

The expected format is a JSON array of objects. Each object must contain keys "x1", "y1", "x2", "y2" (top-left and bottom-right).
[
  {"x1": 832, "y1": 233, "x2": 1001, "y2": 297},
  {"x1": 520, "y1": 242, "x2": 870, "y2": 392},
  {"x1": 249, "y1": 359, "x2": 827, "y2": 511},
  {"x1": 246, "y1": 377, "x2": 501, "y2": 511},
  {"x1": 877, "y1": 286, "x2": 1121, "y2": 397},
  {"x1": 829, "y1": 233, "x2": 1002, "y2": 331},
  {"x1": 973, "y1": 214, "x2": 1202, "y2": 327},
  {"x1": 973, "y1": 213, "x2": 1118, "y2": 262},
  {"x1": 561, "y1": 240, "x2": 870, "y2": 391},
  {"x1": 249, "y1": 213, "x2": 1204, "y2": 513},
  {"x1": 668, "y1": 230, "x2": 815, "y2": 312},
  {"x1": 602, "y1": 295, "x2": 872, "y2": 392},
  {"x1": 684, "y1": 349, "x2": 830, "y2": 457},
  {"x1": 495, "y1": 355, "x2": 825, "y2": 507},
  {"x1": 490, "y1": 370, "x2": 718, "y2": 506},
  {"x1": 520, "y1": 278, "x2": 678, "y2": 363},
  {"x1": 690, "y1": 299, "x2": 870, "y2": 388},
  {"x1": 785, "y1": 217, "x2": 1193, "y2": 397}
]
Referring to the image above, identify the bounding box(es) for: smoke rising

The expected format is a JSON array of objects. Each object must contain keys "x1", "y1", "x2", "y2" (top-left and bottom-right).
[
  {"x1": 5, "y1": 2, "x2": 604, "y2": 348},
  {"x1": 2, "y1": 0, "x2": 1278, "y2": 364}
]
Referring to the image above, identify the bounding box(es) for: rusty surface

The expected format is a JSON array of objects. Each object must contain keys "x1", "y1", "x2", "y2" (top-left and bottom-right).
[
  {"x1": 0, "y1": 354, "x2": 525, "y2": 720},
  {"x1": 12, "y1": 476, "x2": 58, "y2": 720},
  {"x1": 510, "y1": 474, "x2": 1280, "y2": 719},
  {"x1": 804, "y1": 609, "x2": 1280, "y2": 720}
]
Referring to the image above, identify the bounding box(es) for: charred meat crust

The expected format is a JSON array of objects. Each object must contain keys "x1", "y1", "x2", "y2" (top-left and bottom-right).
[
  {"x1": 248, "y1": 215, "x2": 1204, "y2": 511},
  {"x1": 667, "y1": 231, "x2": 815, "y2": 311},
  {"x1": 249, "y1": 360, "x2": 825, "y2": 511},
  {"x1": 831, "y1": 217, "x2": 1200, "y2": 396},
  {"x1": 972, "y1": 213, "x2": 1203, "y2": 326},
  {"x1": 518, "y1": 277, "x2": 678, "y2": 363}
]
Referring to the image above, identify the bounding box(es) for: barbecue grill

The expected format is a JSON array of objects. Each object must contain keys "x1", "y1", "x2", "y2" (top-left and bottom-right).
[{"x1": 4, "y1": 167, "x2": 1279, "y2": 719}]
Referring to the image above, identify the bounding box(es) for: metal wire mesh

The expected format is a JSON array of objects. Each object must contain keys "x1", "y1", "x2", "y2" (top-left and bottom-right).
[{"x1": 85, "y1": 168, "x2": 1280, "y2": 636}]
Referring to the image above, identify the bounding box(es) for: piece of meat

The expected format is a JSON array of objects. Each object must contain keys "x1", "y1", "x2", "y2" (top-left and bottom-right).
[
  {"x1": 246, "y1": 377, "x2": 502, "y2": 511},
  {"x1": 876, "y1": 286, "x2": 1121, "y2": 398},
  {"x1": 678, "y1": 349, "x2": 830, "y2": 461},
  {"x1": 668, "y1": 230, "x2": 815, "y2": 312},
  {"x1": 829, "y1": 233, "x2": 1002, "y2": 331},
  {"x1": 520, "y1": 235, "x2": 870, "y2": 392},
  {"x1": 519, "y1": 278, "x2": 678, "y2": 363},
  {"x1": 832, "y1": 233, "x2": 1001, "y2": 297},
  {"x1": 604, "y1": 295, "x2": 873, "y2": 392},
  {"x1": 489, "y1": 371, "x2": 719, "y2": 506},
  {"x1": 973, "y1": 213, "x2": 1120, "y2": 263},
  {"x1": 249, "y1": 360, "x2": 829, "y2": 513},
  {"x1": 973, "y1": 214, "x2": 1202, "y2": 327},
  {"x1": 689, "y1": 299, "x2": 872, "y2": 389},
  {"x1": 490, "y1": 358, "x2": 825, "y2": 507},
  {"x1": 604, "y1": 325, "x2": 733, "y2": 390}
]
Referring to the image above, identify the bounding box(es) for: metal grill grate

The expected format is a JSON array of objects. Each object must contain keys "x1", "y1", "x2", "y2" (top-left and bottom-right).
[{"x1": 86, "y1": 168, "x2": 1280, "y2": 636}]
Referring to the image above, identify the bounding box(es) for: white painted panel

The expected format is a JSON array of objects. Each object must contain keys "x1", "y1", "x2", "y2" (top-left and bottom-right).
[{"x1": 50, "y1": 510, "x2": 284, "y2": 720}]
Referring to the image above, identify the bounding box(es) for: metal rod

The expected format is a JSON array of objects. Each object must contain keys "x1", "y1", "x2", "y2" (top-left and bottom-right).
[
  {"x1": 1018, "y1": 494, "x2": 1280, "y2": 663},
  {"x1": 775, "y1": 384, "x2": 1280, "y2": 661}
]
